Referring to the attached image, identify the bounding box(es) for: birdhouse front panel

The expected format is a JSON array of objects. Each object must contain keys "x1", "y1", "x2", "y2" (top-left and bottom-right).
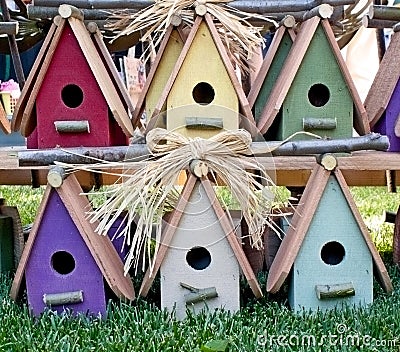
[
  {"x1": 25, "y1": 190, "x2": 106, "y2": 316},
  {"x1": 33, "y1": 23, "x2": 127, "y2": 148},
  {"x1": 289, "y1": 175, "x2": 373, "y2": 312},
  {"x1": 160, "y1": 181, "x2": 240, "y2": 320},
  {"x1": 373, "y1": 78, "x2": 400, "y2": 152},
  {"x1": 278, "y1": 25, "x2": 353, "y2": 140},
  {"x1": 254, "y1": 31, "x2": 293, "y2": 125},
  {"x1": 147, "y1": 28, "x2": 184, "y2": 128},
  {"x1": 166, "y1": 21, "x2": 239, "y2": 139}
]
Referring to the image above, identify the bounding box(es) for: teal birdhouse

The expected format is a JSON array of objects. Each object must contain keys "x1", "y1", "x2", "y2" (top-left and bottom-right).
[
  {"x1": 257, "y1": 16, "x2": 369, "y2": 140},
  {"x1": 267, "y1": 162, "x2": 392, "y2": 312}
]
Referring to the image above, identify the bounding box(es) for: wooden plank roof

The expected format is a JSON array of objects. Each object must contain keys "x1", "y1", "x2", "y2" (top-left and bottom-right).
[
  {"x1": 10, "y1": 173, "x2": 135, "y2": 302},
  {"x1": 256, "y1": 16, "x2": 370, "y2": 136},
  {"x1": 266, "y1": 164, "x2": 393, "y2": 294},
  {"x1": 364, "y1": 30, "x2": 400, "y2": 128}
]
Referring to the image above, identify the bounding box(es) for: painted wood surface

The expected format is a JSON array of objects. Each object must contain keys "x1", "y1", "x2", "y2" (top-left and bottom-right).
[
  {"x1": 166, "y1": 20, "x2": 238, "y2": 139},
  {"x1": 160, "y1": 180, "x2": 241, "y2": 319},
  {"x1": 277, "y1": 23, "x2": 353, "y2": 140},
  {"x1": 289, "y1": 174, "x2": 373, "y2": 312},
  {"x1": 373, "y1": 78, "x2": 400, "y2": 151},
  {"x1": 146, "y1": 28, "x2": 184, "y2": 129},
  {"x1": 33, "y1": 22, "x2": 126, "y2": 148},
  {"x1": 24, "y1": 189, "x2": 106, "y2": 316},
  {"x1": 250, "y1": 27, "x2": 294, "y2": 126}
]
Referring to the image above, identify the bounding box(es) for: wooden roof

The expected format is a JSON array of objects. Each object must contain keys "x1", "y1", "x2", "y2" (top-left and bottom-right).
[
  {"x1": 266, "y1": 164, "x2": 393, "y2": 294},
  {"x1": 139, "y1": 173, "x2": 263, "y2": 299},
  {"x1": 131, "y1": 25, "x2": 186, "y2": 129},
  {"x1": 364, "y1": 30, "x2": 400, "y2": 128},
  {"x1": 151, "y1": 14, "x2": 256, "y2": 130},
  {"x1": 247, "y1": 25, "x2": 296, "y2": 109},
  {"x1": 0, "y1": 102, "x2": 10, "y2": 134},
  {"x1": 256, "y1": 16, "x2": 370, "y2": 136},
  {"x1": 10, "y1": 173, "x2": 135, "y2": 302},
  {"x1": 11, "y1": 15, "x2": 134, "y2": 137}
]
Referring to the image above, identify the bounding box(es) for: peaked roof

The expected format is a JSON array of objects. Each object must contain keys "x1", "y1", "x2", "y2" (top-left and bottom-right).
[
  {"x1": 10, "y1": 173, "x2": 135, "y2": 302},
  {"x1": 364, "y1": 30, "x2": 400, "y2": 128},
  {"x1": 139, "y1": 173, "x2": 263, "y2": 298},
  {"x1": 256, "y1": 16, "x2": 370, "y2": 136},
  {"x1": 247, "y1": 24, "x2": 296, "y2": 109},
  {"x1": 11, "y1": 15, "x2": 134, "y2": 137},
  {"x1": 266, "y1": 164, "x2": 393, "y2": 294},
  {"x1": 151, "y1": 14, "x2": 256, "y2": 130},
  {"x1": 132, "y1": 25, "x2": 186, "y2": 129}
]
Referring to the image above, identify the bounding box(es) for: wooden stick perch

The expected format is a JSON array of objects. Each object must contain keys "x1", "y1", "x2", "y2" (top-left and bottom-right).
[{"x1": 18, "y1": 133, "x2": 389, "y2": 166}]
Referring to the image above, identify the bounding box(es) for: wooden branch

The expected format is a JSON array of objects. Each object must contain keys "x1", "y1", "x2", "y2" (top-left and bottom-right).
[
  {"x1": 31, "y1": 0, "x2": 355, "y2": 12},
  {"x1": 54, "y1": 120, "x2": 90, "y2": 133},
  {"x1": 47, "y1": 165, "x2": 66, "y2": 188},
  {"x1": 0, "y1": 22, "x2": 18, "y2": 35},
  {"x1": 43, "y1": 290, "x2": 84, "y2": 305},
  {"x1": 369, "y1": 5, "x2": 400, "y2": 22},
  {"x1": 303, "y1": 4, "x2": 334, "y2": 21},
  {"x1": 18, "y1": 133, "x2": 389, "y2": 166},
  {"x1": 58, "y1": 4, "x2": 84, "y2": 20},
  {"x1": 303, "y1": 117, "x2": 337, "y2": 130},
  {"x1": 279, "y1": 15, "x2": 296, "y2": 28},
  {"x1": 362, "y1": 14, "x2": 398, "y2": 29},
  {"x1": 315, "y1": 282, "x2": 355, "y2": 300},
  {"x1": 27, "y1": 5, "x2": 111, "y2": 20}
]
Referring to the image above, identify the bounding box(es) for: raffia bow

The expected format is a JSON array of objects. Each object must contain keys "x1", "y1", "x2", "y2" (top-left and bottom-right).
[{"x1": 86, "y1": 128, "x2": 279, "y2": 275}]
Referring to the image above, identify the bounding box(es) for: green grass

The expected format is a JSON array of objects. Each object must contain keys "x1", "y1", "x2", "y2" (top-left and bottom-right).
[{"x1": 0, "y1": 186, "x2": 399, "y2": 351}]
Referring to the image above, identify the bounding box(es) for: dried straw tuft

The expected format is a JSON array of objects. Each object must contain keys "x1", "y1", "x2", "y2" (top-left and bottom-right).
[
  {"x1": 106, "y1": 0, "x2": 276, "y2": 74},
  {"x1": 61, "y1": 128, "x2": 282, "y2": 275}
]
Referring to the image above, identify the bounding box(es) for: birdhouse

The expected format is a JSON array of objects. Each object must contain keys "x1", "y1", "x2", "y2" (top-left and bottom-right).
[
  {"x1": 364, "y1": 30, "x2": 400, "y2": 151},
  {"x1": 247, "y1": 19, "x2": 296, "y2": 130},
  {"x1": 132, "y1": 25, "x2": 185, "y2": 129},
  {"x1": 267, "y1": 161, "x2": 393, "y2": 312},
  {"x1": 151, "y1": 14, "x2": 255, "y2": 139},
  {"x1": 11, "y1": 7, "x2": 135, "y2": 149},
  {"x1": 139, "y1": 173, "x2": 262, "y2": 320},
  {"x1": 10, "y1": 173, "x2": 135, "y2": 317},
  {"x1": 257, "y1": 16, "x2": 369, "y2": 140}
]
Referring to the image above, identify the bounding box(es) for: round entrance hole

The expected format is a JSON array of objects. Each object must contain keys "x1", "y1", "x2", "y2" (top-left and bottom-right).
[
  {"x1": 51, "y1": 250, "x2": 76, "y2": 275},
  {"x1": 186, "y1": 246, "x2": 211, "y2": 270},
  {"x1": 192, "y1": 82, "x2": 215, "y2": 105},
  {"x1": 308, "y1": 83, "x2": 330, "y2": 107},
  {"x1": 320, "y1": 241, "x2": 345, "y2": 266},
  {"x1": 61, "y1": 84, "x2": 84, "y2": 108}
]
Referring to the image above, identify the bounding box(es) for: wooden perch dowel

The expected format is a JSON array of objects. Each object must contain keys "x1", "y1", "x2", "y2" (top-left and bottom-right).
[
  {"x1": 315, "y1": 282, "x2": 355, "y2": 300},
  {"x1": 18, "y1": 133, "x2": 389, "y2": 166},
  {"x1": 54, "y1": 120, "x2": 90, "y2": 133},
  {"x1": 303, "y1": 117, "x2": 337, "y2": 130},
  {"x1": 43, "y1": 290, "x2": 84, "y2": 306}
]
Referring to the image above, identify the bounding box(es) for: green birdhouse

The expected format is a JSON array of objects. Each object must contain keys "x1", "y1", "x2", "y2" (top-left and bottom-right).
[
  {"x1": 267, "y1": 163, "x2": 392, "y2": 312},
  {"x1": 256, "y1": 16, "x2": 369, "y2": 140}
]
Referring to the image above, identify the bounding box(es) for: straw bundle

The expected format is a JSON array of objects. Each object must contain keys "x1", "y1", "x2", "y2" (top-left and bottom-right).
[
  {"x1": 106, "y1": 0, "x2": 276, "y2": 74},
  {"x1": 65, "y1": 128, "x2": 281, "y2": 275}
]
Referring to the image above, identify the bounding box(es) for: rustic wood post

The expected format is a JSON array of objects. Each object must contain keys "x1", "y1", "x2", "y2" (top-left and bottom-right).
[{"x1": 393, "y1": 206, "x2": 400, "y2": 265}]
